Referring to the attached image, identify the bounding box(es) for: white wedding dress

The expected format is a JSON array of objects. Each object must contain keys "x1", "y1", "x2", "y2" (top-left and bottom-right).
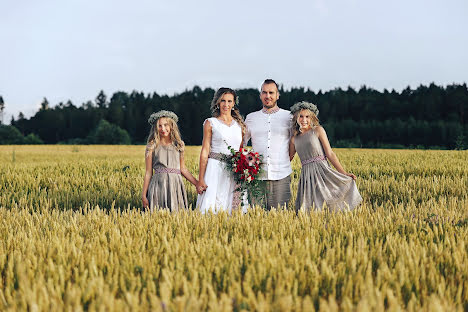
[{"x1": 196, "y1": 118, "x2": 247, "y2": 214}]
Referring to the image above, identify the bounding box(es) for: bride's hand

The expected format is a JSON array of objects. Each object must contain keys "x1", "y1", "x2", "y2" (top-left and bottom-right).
[
  {"x1": 345, "y1": 172, "x2": 357, "y2": 180},
  {"x1": 196, "y1": 180, "x2": 208, "y2": 194}
]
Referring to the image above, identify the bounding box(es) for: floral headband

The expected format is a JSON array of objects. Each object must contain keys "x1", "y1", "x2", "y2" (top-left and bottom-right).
[
  {"x1": 290, "y1": 101, "x2": 319, "y2": 116},
  {"x1": 148, "y1": 110, "x2": 179, "y2": 125}
]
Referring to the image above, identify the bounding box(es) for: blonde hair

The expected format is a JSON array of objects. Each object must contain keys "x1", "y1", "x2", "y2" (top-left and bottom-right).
[
  {"x1": 292, "y1": 109, "x2": 320, "y2": 136},
  {"x1": 145, "y1": 117, "x2": 185, "y2": 158},
  {"x1": 210, "y1": 88, "x2": 246, "y2": 136}
]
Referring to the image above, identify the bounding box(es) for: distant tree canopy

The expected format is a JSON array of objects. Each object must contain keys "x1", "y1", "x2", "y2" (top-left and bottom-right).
[
  {"x1": 0, "y1": 125, "x2": 43, "y2": 144},
  {"x1": 5, "y1": 83, "x2": 468, "y2": 148},
  {"x1": 87, "y1": 119, "x2": 131, "y2": 145}
]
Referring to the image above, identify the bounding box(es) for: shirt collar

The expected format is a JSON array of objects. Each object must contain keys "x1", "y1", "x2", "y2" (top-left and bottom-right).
[{"x1": 261, "y1": 106, "x2": 280, "y2": 114}]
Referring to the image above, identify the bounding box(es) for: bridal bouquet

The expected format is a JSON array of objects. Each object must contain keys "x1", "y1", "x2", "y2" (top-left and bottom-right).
[{"x1": 223, "y1": 144, "x2": 264, "y2": 201}]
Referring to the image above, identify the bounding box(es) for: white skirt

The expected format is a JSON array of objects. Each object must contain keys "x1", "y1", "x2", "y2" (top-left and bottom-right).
[{"x1": 196, "y1": 158, "x2": 247, "y2": 214}]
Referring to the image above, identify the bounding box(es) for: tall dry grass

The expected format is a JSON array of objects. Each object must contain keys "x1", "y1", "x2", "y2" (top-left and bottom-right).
[{"x1": 0, "y1": 145, "x2": 466, "y2": 311}]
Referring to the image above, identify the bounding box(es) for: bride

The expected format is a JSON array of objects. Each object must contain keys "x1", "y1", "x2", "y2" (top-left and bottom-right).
[{"x1": 196, "y1": 87, "x2": 247, "y2": 213}]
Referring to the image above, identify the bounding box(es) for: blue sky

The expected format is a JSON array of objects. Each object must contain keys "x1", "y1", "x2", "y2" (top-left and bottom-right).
[{"x1": 1, "y1": 0, "x2": 467, "y2": 123}]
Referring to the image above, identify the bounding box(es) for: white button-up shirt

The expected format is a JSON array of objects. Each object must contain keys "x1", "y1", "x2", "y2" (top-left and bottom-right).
[{"x1": 244, "y1": 108, "x2": 293, "y2": 180}]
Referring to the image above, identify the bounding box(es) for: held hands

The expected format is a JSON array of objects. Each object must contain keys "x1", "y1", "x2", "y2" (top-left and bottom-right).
[{"x1": 196, "y1": 179, "x2": 208, "y2": 194}]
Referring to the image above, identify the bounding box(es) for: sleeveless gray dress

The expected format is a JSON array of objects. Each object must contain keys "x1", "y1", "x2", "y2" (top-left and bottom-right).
[
  {"x1": 294, "y1": 129, "x2": 362, "y2": 212},
  {"x1": 146, "y1": 144, "x2": 189, "y2": 212}
]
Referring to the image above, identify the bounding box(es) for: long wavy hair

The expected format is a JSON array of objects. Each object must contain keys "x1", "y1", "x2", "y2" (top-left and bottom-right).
[
  {"x1": 292, "y1": 109, "x2": 320, "y2": 136},
  {"x1": 210, "y1": 87, "x2": 246, "y2": 136},
  {"x1": 146, "y1": 117, "x2": 185, "y2": 158}
]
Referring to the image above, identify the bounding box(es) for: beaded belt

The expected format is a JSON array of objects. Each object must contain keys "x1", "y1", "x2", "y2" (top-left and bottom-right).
[
  {"x1": 153, "y1": 166, "x2": 181, "y2": 174},
  {"x1": 301, "y1": 155, "x2": 327, "y2": 166},
  {"x1": 208, "y1": 152, "x2": 228, "y2": 163}
]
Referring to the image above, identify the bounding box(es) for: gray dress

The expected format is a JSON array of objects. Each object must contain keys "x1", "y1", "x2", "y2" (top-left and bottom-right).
[
  {"x1": 146, "y1": 144, "x2": 189, "y2": 212},
  {"x1": 294, "y1": 129, "x2": 362, "y2": 212}
]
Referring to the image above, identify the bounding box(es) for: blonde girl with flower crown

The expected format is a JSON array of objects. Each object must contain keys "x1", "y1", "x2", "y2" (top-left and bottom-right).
[
  {"x1": 142, "y1": 110, "x2": 199, "y2": 211},
  {"x1": 289, "y1": 102, "x2": 362, "y2": 212}
]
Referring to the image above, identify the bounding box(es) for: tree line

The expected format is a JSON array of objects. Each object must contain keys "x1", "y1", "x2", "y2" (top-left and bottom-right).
[{"x1": 1, "y1": 83, "x2": 467, "y2": 149}]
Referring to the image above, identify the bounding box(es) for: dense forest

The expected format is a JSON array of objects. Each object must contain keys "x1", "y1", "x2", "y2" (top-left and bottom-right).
[{"x1": 1, "y1": 83, "x2": 467, "y2": 149}]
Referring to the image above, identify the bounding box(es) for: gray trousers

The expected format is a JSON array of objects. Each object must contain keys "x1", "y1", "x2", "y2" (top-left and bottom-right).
[{"x1": 253, "y1": 175, "x2": 291, "y2": 210}]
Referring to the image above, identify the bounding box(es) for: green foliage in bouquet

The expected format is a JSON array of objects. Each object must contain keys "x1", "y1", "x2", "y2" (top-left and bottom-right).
[{"x1": 223, "y1": 143, "x2": 265, "y2": 204}]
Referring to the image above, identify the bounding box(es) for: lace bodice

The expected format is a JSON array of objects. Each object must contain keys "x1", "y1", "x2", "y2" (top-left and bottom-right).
[{"x1": 205, "y1": 118, "x2": 242, "y2": 154}]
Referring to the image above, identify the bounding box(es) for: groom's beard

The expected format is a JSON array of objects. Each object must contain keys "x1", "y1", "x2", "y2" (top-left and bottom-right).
[{"x1": 263, "y1": 100, "x2": 277, "y2": 109}]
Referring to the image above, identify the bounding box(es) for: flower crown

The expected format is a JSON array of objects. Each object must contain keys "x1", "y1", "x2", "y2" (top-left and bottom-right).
[
  {"x1": 148, "y1": 110, "x2": 179, "y2": 125},
  {"x1": 290, "y1": 101, "x2": 319, "y2": 116}
]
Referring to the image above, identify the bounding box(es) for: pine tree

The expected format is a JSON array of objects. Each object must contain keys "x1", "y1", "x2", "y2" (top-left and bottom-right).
[
  {"x1": 95, "y1": 90, "x2": 107, "y2": 108},
  {"x1": 40, "y1": 98, "x2": 49, "y2": 111},
  {"x1": 0, "y1": 96, "x2": 4, "y2": 125}
]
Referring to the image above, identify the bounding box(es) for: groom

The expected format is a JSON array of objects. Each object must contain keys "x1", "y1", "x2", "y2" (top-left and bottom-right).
[{"x1": 244, "y1": 79, "x2": 293, "y2": 210}]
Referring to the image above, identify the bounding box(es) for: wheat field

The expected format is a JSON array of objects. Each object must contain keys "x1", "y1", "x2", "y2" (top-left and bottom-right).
[{"x1": 0, "y1": 145, "x2": 467, "y2": 311}]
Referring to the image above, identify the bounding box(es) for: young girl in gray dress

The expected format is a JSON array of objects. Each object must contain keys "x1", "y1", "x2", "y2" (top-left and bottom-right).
[
  {"x1": 289, "y1": 102, "x2": 362, "y2": 212},
  {"x1": 142, "y1": 110, "x2": 199, "y2": 211}
]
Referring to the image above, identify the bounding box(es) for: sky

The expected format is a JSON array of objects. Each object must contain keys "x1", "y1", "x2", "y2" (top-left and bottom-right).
[{"x1": 1, "y1": 0, "x2": 467, "y2": 123}]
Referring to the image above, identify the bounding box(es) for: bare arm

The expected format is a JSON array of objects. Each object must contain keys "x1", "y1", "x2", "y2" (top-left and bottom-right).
[
  {"x1": 180, "y1": 150, "x2": 199, "y2": 188},
  {"x1": 197, "y1": 120, "x2": 212, "y2": 192},
  {"x1": 141, "y1": 151, "x2": 153, "y2": 208},
  {"x1": 289, "y1": 136, "x2": 296, "y2": 161},
  {"x1": 239, "y1": 132, "x2": 244, "y2": 150},
  {"x1": 316, "y1": 126, "x2": 356, "y2": 180}
]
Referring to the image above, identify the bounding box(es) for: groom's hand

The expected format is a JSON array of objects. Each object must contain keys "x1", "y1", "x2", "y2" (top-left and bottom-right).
[{"x1": 196, "y1": 180, "x2": 208, "y2": 194}]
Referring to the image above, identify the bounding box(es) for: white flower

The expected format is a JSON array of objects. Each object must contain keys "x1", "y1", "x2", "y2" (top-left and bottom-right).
[
  {"x1": 243, "y1": 169, "x2": 249, "y2": 176},
  {"x1": 247, "y1": 176, "x2": 252, "y2": 182},
  {"x1": 290, "y1": 101, "x2": 319, "y2": 116},
  {"x1": 148, "y1": 110, "x2": 178, "y2": 125}
]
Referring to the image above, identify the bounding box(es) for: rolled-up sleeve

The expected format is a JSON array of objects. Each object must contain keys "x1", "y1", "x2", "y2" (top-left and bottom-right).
[{"x1": 244, "y1": 114, "x2": 252, "y2": 146}]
